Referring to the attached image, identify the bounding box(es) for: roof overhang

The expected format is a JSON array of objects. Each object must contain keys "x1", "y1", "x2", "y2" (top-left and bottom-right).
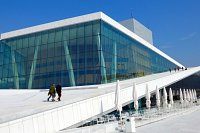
[
  {"x1": 0, "y1": 12, "x2": 184, "y2": 67},
  {"x1": 1, "y1": 12, "x2": 102, "y2": 40}
]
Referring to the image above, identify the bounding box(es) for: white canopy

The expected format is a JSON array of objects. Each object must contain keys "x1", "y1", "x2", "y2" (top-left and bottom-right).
[
  {"x1": 194, "y1": 89, "x2": 197, "y2": 101},
  {"x1": 133, "y1": 83, "x2": 138, "y2": 110},
  {"x1": 163, "y1": 87, "x2": 168, "y2": 108},
  {"x1": 183, "y1": 89, "x2": 187, "y2": 102},
  {"x1": 169, "y1": 88, "x2": 174, "y2": 105},
  {"x1": 176, "y1": 89, "x2": 179, "y2": 96},
  {"x1": 180, "y1": 88, "x2": 184, "y2": 104},
  {"x1": 146, "y1": 84, "x2": 151, "y2": 109},
  {"x1": 186, "y1": 89, "x2": 190, "y2": 102},
  {"x1": 189, "y1": 89, "x2": 192, "y2": 102},
  {"x1": 115, "y1": 80, "x2": 122, "y2": 123},
  {"x1": 115, "y1": 80, "x2": 122, "y2": 111},
  {"x1": 156, "y1": 86, "x2": 160, "y2": 108},
  {"x1": 192, "y1": 89, "x2": 195, "y2": 102}
]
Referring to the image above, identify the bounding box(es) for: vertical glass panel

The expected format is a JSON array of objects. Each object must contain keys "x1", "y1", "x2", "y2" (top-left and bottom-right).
[
  {"x1": 21, "y1": 48, "x2": 27, "y2": 59},
  {"x1": 29, "y1": 34, "x2": 35, "y2": 47},
  {"x1": 63, "y1": 27, "x2": 69, "y2": 41},
  {"x1": 47, "y1": 43, "x2": 54, "y2": 58},
  {"x1": 40, "y1": 44, "x2": 47, "y2": 59},
  {"x1": 0, "y1": 53, "x2": 3, "y2": 65},
  {"x1": 92, "y1": 35, "x2": 98, "y2": 51},
  {"x1": 77, "y1": 38, "x2": 84, "y2": 53},
  {"x1": 85, "y1": 51, "x2": 94, "y2": 68},
  {"x1": 48, "y1": 30, "x2": 55, "y2": 43},
  {"x1": 0, "y1": 66, "x2": 2, "y2": 78},
  {"x1": 41, "y1": 31, "x2": 48, "y2": 44},
  {"x1": 54, "y1": 56, "x2": 62, "y2": 72},
  {"x1": 3, "y1": 52, "x2": 10, "y2": 64},
  {"x1": 35, "y1": 33, "x2": 42, "y2": 46},
  {"x1": 78, "y1": 52, "x2": 85, "y2": 69},
  {"x1": 85, "y1": 36, "x2": 93, "y2": 52},
  {"x1": 22, "y1": 37, "x2": 29, "y2": 48},
  {"x1": 93, "y1": 21, "x2": 100, "y2": 35},
  {"x1": 55, "y1": 29, "x2": 63, "y2": 42},
  {"x1": 39, "y1": 59, "x2": 47, "y2": 74},
  {"x1": 46, "y1": 58, "x2": 54, "y2": 73},
  {"x1": 77, "y1": 24, "x2": 84, "y2": 38},
  {"x1": 69, "y1": 39, "x2": 77, "y2": 54},
  {"x1": 54, "y1": 42, "x2": 62, "y2": 57},
  {"x1": 70, "y1": 26, "x2": 77, "y2": 40},
  {"x1": 27, "y1": 46, "x2": 35, "y2": 61},
  {"x1": 35, "y1": 60, "x2": 40, "y2": 74},
  {"x1": 0, "y1": 42, "x2": 4, "y2": 52},
  {"x1": 17, "y1": 38, "x2": 23, "y2": 49},
  {"x1": 85, "y1": 22, "x2": 92, "y2": 37}
]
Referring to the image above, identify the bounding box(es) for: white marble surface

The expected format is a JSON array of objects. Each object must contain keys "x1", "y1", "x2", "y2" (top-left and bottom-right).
[
  {"x1": 137, "y1": 107, "x2": 200, "y2": 133},
  {"x1": 0, "y1": 67, "x2": 199, "y2": 125}
]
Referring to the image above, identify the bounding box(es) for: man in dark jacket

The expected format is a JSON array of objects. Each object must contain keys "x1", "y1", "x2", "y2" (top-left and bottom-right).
[{"x1": 56, "y1": 84, "x2": 62, "y2": 101}]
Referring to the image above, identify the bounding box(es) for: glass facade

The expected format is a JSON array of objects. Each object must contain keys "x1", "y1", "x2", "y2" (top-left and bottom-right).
[{"x1": 0, "y1": 20, "x2": 177, "y2": 89}]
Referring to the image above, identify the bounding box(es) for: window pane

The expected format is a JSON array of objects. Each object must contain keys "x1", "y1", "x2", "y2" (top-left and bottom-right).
[
  {"x1": 55, "y1": 29, "x2": 63, "y2": 42},
  {"x1": 29, "y1": 35, "x2": 35, "y2": 47},
  {"x1": 48, "y1": 30, "x2": 55, "y2": 43},
  {"x1": 41, "y1": 31, "x2": 48, "y2": 44},
  {"x1": 22, "y1": 37, "x2": 29, "y2": 48},
  {"x1": 85, "y1": 23, "x2": 92, "y2": 37},
  {"x1": 47, "y1": 43, "x2": 54, "y2": 58},
  {"x1": 70, "y1": 26, "x2": 77, "y2": 40},
  {"x1": 63, "y1": 27, "x2": 69, "y2": 41},
  {"x1": 77, "y1": 24, "x2": 84, "y2": 38},
  {"x1": 93, "y1": 21, "x2": 100, "y2": 35}
]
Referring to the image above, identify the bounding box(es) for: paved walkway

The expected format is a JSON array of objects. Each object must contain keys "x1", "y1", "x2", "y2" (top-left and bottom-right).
[
  {"x1": 0, "y1": 69, "x2": 191, "y2": 124},
  {"x1": 137, "y1": 107, "x2": 200, "y2": 133}
]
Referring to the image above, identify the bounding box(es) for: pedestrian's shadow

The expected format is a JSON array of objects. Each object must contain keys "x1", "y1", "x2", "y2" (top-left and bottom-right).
[
  {"x1": 42, "y1": 100, "x2": 60, "y2": 102},
  {"x1": 42, "y1": 100, "x2": 55, "y2": 102}
]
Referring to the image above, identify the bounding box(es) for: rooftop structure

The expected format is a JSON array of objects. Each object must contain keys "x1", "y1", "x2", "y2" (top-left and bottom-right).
[{"x1": 120, "y1": 18, "x2": 153, "y2": 44}]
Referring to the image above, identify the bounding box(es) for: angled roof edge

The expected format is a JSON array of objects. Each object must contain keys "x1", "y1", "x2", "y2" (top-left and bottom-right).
[
  {"x1": 0, "y1": 12, "x2": 103, "y2": 40},
  {"x1": 0, "y1": 11, "x2": 184, "y2": 67},
  {"x1": 100, "y1": 13, "x2": 184, "y2": 67}
]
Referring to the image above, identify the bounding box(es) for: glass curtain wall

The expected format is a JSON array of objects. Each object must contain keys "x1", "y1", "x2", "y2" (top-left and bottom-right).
[
  {"x1": 100, "y1": 21, "x2": 177, "y2": 83},
  {"x1": 0, "y1": 20, "x2": 101, "y2": 89},
  {"x1": 0, "y1": 20, "x2": 177, "y2": 89}
]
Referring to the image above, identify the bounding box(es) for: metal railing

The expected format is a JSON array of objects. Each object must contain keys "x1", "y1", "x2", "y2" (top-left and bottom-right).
[
  {"x1": 88, "y1": 100, "x2": 198, "y2": 126},
  {"x1": 61, "y1": 100, "x2": 199, "y2": 133}
]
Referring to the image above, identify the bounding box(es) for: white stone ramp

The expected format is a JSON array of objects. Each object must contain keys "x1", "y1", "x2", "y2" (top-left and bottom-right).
[{"x1": 0, "y1": 67, "x2": 200, "y2": 133}]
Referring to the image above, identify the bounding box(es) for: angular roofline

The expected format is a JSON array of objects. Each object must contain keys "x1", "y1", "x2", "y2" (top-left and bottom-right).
[
  {"x1": 0, "y1": 12, "x2": 103, "y2": 39},
  {"x1": 100, "y1": 13, "x2": 184, "y2": 67},
  {"x1": 0, "y1": 11, "x2": 184, "y2": 67}
]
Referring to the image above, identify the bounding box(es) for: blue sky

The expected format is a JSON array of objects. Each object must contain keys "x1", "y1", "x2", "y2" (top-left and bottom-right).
[{"x1": 0, "y1": 0, "x2": 199, "y2": 67}]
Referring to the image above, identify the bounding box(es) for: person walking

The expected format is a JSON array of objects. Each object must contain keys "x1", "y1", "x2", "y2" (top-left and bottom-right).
[
  {"x1": 56, "y1": 84, "x2": 62, "y2": 101},
  {"x1": 47, "y1": 84, "x2": 56, "y2": 101}
]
